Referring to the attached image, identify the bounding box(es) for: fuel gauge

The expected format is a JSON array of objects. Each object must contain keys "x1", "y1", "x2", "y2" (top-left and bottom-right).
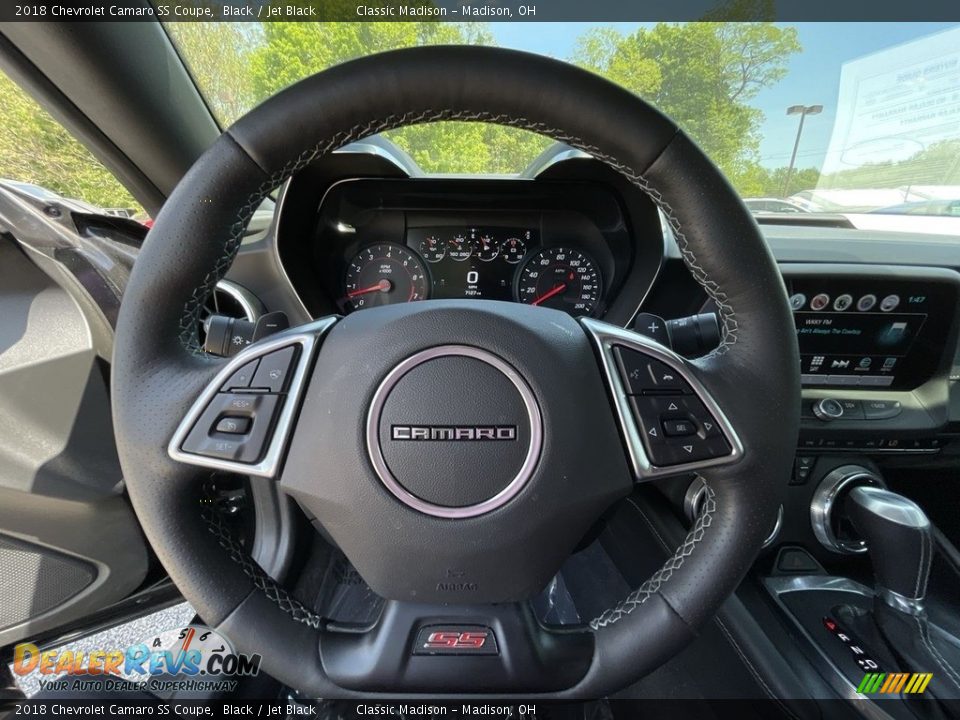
[{"x1": 476, "y1": 234, "x2": 500, "y2": 262}]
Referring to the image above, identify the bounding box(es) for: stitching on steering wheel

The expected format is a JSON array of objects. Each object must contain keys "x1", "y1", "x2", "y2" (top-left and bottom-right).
[
  {"x1": 201, "y1": 506, "x2": 324, "y2": 630},
  {"x1": 177, "y1": 110, "x2": 739, "y2": 357},
  {"x1": 590, "y1": 482, "x2": 715, "y2": 629},
  {"x1": 180, "y1": 109, "x2": 738, "y2": 629}
]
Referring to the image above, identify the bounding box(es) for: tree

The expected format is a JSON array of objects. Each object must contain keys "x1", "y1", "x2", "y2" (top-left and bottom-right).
[
  {"x1": 245, "y1": 22, "x2": 550, "y2": 173},
  {"x1": 165, "y1": 22, "x2": 257, "y2": 125},
  {"x1": 820, "y1": 139, "x2": 960, "y2": 190},
  {"x1": 0, "y1": 72, "x2": 141, "y2": 212},
  {"x1": 573, "y1": 22, "x2": 800, "y2": 191}
]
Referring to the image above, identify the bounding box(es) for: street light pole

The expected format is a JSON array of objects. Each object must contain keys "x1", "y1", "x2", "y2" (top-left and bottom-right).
[{"x1": 782, "y1": 104, "x2": 823, "y2": 197}]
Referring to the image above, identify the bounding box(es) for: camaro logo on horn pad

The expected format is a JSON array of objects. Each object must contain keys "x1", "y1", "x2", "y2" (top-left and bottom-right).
[{"x1": 392, "y1": 425, "x2": 517, "y2": 441}]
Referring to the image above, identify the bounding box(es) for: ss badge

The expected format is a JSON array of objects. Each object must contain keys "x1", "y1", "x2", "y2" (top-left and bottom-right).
[{"x1": 413, "y1": 625, "x2": 499, "y2": 655}]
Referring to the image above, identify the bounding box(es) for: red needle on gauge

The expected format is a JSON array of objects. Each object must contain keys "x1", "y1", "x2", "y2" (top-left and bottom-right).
[
  {"x1": 347, "y1": 279, "x2": 392, "y2": 298},
  {"x1": 531, "y1": 283, "x2": 567, "y2": 306}
]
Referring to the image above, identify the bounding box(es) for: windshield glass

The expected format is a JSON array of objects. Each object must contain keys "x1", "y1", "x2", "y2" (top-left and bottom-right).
[{"x1": 167, "y1": 21, "x2": 960, "y2": 220}]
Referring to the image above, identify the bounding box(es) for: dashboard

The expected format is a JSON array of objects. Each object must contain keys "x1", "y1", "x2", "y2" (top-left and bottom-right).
[
  {"x1": 220, "y1": 143, "x2": 960, "y2": 568},
  {"x1": 260, "y1": 147, "x2": 960, "y2": 465}
]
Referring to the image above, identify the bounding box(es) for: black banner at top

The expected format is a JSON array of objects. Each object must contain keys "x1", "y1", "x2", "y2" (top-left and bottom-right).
[{"x1": 2, "y1": 0, "x2": 959, "y2": 22}]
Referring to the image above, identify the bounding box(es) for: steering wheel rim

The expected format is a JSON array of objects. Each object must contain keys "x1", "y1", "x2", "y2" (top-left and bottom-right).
[{"x1": 112, "y1": 45, "x2": 800, "y2": 696}]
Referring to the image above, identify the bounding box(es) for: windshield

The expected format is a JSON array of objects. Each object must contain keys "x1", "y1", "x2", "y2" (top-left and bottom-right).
[{"x1": 167, "y1": 21, "x2": 960, "y2": 220}]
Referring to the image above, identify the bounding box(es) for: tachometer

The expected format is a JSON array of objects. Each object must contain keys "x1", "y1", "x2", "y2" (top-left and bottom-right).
[
  {"x1": 517, "y1": 247, "x2": 602, "y2": 316},
  {"x1": 344, "y1": 243, "x2": 428, "y2": 311}
]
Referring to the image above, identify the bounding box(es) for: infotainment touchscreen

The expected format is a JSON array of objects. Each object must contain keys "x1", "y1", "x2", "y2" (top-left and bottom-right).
[{"x1": 788, "y1": 276, "x2": 956, "y2": 391}]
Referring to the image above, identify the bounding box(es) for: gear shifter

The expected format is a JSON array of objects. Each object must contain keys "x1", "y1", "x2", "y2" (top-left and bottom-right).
[
  {"x1": 843, "y1": 486, "x2": 960, "y2": 700},
  {"x1": 845, "y1": 485, "x2": 932, "y2": 614}
]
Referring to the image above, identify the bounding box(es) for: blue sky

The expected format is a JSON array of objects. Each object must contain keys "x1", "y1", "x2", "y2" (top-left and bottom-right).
[{"x1": 488, "y1": 22, "x2": 959, "y2": 170}]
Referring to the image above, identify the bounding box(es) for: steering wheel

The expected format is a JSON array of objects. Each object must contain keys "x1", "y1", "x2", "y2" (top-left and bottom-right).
[{"x1": 112, "y1": 46, "x2": 799, "y2": 696}]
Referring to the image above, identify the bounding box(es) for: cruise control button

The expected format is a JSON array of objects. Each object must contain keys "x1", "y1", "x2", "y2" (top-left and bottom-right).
[
  {"x1": 220, "y1": 359, "x2": 260, "y2": 391},
  {"x1": 215, "y1": 416, "x2": 251, "y2": 435},
  {"x1": 182, "y1": 393, "x2": 280, "y2": 464},
  {"x1": 191, "y1": 437, "x2": 245, "y2": 461},
  {"x1": 863, "y1": 400, "x2": 902, "y2": 420},
  {"x1": 252, "y1": 346, "x2": 297, "y2": 392},
  {"x1": 616, "y1": 347, "x2": 689, "y2": 395}
]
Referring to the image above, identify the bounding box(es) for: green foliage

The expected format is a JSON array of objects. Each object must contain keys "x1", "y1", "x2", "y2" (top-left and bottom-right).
[
  {"x1": 574, "y1": 21, "x2": 800, "y2": 181},
  {"x1": 1, "y1": 19, "x2": 807, "y2": 206},
  {"x1": 819, "y1": 139, "x2": 960, "y2": 190},
  {"x1": 237, "y1": 21, "x2": 549, "y2": 173},
  {"x1": 732, "y1": 165, "x2": 821, "y2": 197},
  {"x1": 0, "y1": 72, "x2": 141, "y2": 212}
]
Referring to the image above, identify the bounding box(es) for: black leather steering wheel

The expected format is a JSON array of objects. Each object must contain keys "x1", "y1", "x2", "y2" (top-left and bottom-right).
[{"x1": 112, "y1": 46, "x2": 799, "y2": 696}]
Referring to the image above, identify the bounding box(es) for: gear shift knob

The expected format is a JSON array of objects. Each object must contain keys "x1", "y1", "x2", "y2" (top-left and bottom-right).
[{"x1": 845, "y1": 486, "x2": 932, "y2": 614}]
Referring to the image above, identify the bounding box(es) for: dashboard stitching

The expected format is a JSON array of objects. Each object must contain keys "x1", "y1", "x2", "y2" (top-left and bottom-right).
[
  {"x1": 178, "y1": 112, "x2": 739, "y2": 356},
  {"x1": 590, "y1": 482, "x2": 715, "y2": 629}
]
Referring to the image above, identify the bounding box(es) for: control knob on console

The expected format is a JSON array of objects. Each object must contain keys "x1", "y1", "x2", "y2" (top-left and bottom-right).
[{"x1": 812, "y1": 397, "x2": 845, "y2": 422}]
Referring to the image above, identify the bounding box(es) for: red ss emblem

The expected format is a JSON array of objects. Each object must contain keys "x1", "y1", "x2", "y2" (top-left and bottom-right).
[{"x1": 423, "y1": 631, "x2": 489, "y2": 649}]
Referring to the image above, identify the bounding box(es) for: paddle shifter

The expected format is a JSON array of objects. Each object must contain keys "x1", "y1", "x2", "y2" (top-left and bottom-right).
[{"x1": 845, "y1": 486, "x2": 932, "y2": 614}]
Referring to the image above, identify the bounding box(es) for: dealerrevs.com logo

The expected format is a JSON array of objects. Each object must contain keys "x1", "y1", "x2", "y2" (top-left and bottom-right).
[{"x1": 12, "y1": 625, "x2": 260, "y2": 694}]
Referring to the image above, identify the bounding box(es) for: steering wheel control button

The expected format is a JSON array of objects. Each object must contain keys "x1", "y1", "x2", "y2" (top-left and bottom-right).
[
  {"x1": 220, "y1": 359, "x2": 259, "y2": 391},
  {"x1": 616, "y1": 347, "x2": 690, "y2": 395},
  {"x1": 181, "y1": 392, "x2": 280, "y2": 464},
  {"x1": 663, "y1": 419, "x2": 696, "y2": 437},
  {"x1": 367, "y1": 345, "x2": 542, "y2": 518},
  {"x1": 630, "y1": 395, "x2": 729, "y2": 467},
  {"x1": 630, "y1": 312, "x2": 671, "y2": 346},
  {"x1": 812, "y1": 397, "x2": 845, "y2": 421},
  {"x1": 863, "y1": 399, "x2": 902, "y2": 420},
  {"x1": 251, "y1": 345, "x2": 298, "y2": 392},
  {"x1": 215, "y1": 416, "x2": 251, "y2": 435}
]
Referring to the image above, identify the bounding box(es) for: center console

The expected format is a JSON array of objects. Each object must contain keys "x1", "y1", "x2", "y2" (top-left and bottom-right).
[
  {"x1": 784, "y1": 265, "x2": 959, "y2": 461},
  {"x1": 750, "y1": 266, "x2": 960, "y2": 708}
]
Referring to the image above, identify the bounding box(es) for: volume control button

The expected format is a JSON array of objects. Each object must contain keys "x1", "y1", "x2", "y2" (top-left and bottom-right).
[{"x1": 812, "y1": 398, "x2": 845, "y2": 422}]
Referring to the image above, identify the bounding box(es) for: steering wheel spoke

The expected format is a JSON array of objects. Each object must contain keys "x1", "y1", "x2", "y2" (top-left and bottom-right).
[
  {"x1": 168, "y1": 317, "x2": 338, "y2": 477},
  {"x1": 320, "y1": 599, "x2": 593, "y2": 693},
  {"x1": 581, "y1": 318, "x2": 743, "y2": 481}
]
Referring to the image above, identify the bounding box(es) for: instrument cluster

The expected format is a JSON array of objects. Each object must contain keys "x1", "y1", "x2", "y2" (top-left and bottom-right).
[
  {"x1": 299, "y1": 177, "x2": 654, "y2": 324},
  {"x1": 344, "y1": 226, "x2": 602, "y2": 316}
]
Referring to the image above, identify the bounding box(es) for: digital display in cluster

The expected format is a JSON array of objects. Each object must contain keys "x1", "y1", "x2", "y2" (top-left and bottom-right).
[{"x1": 406, "y1": 227, "x2": 537, "y2": 302}]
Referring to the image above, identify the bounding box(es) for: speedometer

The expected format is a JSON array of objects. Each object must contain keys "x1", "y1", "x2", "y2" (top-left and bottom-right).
[
  {"x1": 517, "y1": 247, "x2": 602, "y2": 316},
  {"x1": 343, "y1": 243, "x2": 429, "y2": 311}
]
